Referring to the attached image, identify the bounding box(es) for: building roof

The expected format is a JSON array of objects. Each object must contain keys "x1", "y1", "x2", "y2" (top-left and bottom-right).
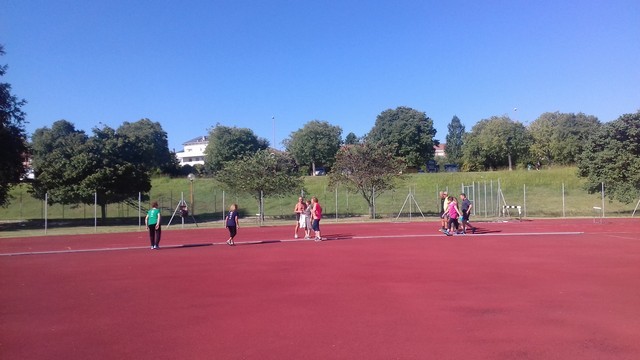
[{"x1": 183, "y1": 136, "x2": 209, "y2": 146}]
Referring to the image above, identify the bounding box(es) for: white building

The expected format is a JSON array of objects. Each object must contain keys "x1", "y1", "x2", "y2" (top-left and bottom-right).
[
  {"x1": 434, "y1": 144, "x2": 446, "y2": 157},
  {"x1": 175, "y1": 136, "x2": 208, "y2": 166}
]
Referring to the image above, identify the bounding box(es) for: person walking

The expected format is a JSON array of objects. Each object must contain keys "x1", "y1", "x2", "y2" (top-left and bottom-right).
[
  {"x1": 311, "y1": 196, "x2": 323, "y2": 241},
  {"x1": 293, "y1": 196, "x2": 306, "y2": 239},
  {"x1": 303, "y1": 199, "x2": 313, "y2": 239},
  {"x1": 145, "y1": 201, "x2": 161, "y2": 249},
  {"x1": 225, "y1": 203, "x2": 239, "y2": 246},
  {"x1": 445, "y1": 196, "x2": 463, "y2": 236},
  {"x1": 440, "y1": 191, "x2": 449, "y2": 232},
  {"x1": 459, "y1": 193, "x2": 476, "y2": 234}
]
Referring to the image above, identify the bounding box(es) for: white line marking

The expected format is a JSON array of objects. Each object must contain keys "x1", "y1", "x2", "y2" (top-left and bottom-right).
[{"x1": 0, "y1": 232, "x2": 585, "y2": 256}]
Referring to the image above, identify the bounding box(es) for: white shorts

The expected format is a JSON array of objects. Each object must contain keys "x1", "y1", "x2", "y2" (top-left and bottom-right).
[{"x1": 299, "y1": 214, "x2": 307, "y2": 228}]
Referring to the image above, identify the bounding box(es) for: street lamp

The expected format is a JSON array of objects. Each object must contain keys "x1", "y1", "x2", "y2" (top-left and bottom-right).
[{"x1": 188, "y1": 173, "x2": 195, "y2": 215}]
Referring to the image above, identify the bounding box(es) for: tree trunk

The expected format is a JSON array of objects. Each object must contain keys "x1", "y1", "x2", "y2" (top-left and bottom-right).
[
  {"x1": 508, "y1": 153, "x2": 513, "y2": 171},
  {"x1": 256, "y1": 192, "x2": 264, "y2": 222}
]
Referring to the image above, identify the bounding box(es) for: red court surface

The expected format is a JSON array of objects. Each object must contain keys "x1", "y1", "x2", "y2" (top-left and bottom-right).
[{"x1": 1, "y1": 218, "x2": 639, "y2": 359}]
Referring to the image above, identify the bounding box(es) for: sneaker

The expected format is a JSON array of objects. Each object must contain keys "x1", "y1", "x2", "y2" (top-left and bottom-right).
[
  {"x1": 226, "y1": 239, "x2": 232, "y2": 246},
  {"x1": 304, "y1": 236, "x2": 310, "y2": 240},
  {"x1": 294, "y1": 234, "x2": 298, "y2": 239},
  {"x1": 151, "y1": 246, "x2": 155, "y2": 249},
  {"x1": 315, "y1": 237, "x2": 322, "y2": 242}
]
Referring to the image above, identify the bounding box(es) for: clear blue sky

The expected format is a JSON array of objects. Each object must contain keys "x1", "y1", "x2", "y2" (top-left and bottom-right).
[{"x1": 3, "y1": 0, "x2": 639, "y2": 152}]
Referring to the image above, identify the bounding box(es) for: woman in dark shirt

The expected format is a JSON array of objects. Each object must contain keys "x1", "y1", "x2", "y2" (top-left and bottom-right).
[{"x1": 225, "y1": 203, "x2": 239, "y2": 246}]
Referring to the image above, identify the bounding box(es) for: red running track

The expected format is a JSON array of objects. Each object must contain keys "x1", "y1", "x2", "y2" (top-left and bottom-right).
[{"x1": 1, "y1": 218, "x2": 639, "y2": 359}]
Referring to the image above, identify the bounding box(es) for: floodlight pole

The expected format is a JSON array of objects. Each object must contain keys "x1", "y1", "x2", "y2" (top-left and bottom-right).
[
  {"x1": 188, "y1": 173, "x2": 195, "y2": 215},
  {"x1": 272, "y1": 116, "x2": 276, "y2": 149}
]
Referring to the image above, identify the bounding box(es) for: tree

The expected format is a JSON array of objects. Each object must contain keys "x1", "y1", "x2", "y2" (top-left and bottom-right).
[
  {"x1": 462, "y1": 116, "x2": 531, "y2": 171},
  {"x1": 329, "y1": 142, "x2": 405, "y2": 218},
  {"x1": 577, "y1": 111, "x2": 640, "y2": 204},
  {"x1": 444, "y1": 115, "x2": 465, "y2": 165},
  {"x1": 31, "y1": 121, "x2": 151, "y2": 223},
  {"x1": 204, "y1": 124, "x2": 269, "y2": 174},
  {"x1": 366, "y1": 106, "x2": 438, "y2": 168},
  {"x1": 216, "y1": 150, "x2": 302, "y2": 220},
  {"x1": 0, "y1": 45, "x2": 29, "y2": 206},
  {"x1": 117, "y1": 118, "x2": 177, "y2": 174},
  {"x1": 529, "y1": 112, "x2": 600, "y2": 166},
  {"x1": 344, "y1": 132, "x2": 359, "y2": 145},
  {"x1": 284, "y1": 120, "x2": 342, "y2": 175},
  {"x1": 30, "y1": 120, "x2": 89, "y2": 204},
  {"x1": 82, "y1": 125, "x2": 152, "y2": 222}
]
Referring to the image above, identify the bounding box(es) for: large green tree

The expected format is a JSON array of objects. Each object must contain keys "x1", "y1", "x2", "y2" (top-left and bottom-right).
[
  {"x1": 284, "y1": 120, "x2": 342, "y2": 175},
  {"x1": 83, "y1": 125, "x2": 152, "y2": 222},
  {"x1": 31, "y1": 121, "x2": 151, "y2": 222},
  {"x1": 329, "y1": 142, "x2": 405, "y2": 218},
  {"x1": 0, "y1": 45, "x2": 29, "y2": 206},
  {"x1": 117, "y1": 118, "x2": 177, "y2": 174},
  {"x1": 204, "y1": 124, "x2": 269, "y2": 174},
  {"x1": 462, "y1": 116, "x2": 531, "y2": 171},
  {"x1": 577, "y1": 111, "x2": 640, "y2": 203},
  {"x1": 529, "y1": 112, "x2": 600, "y2": 166},
  {"x1": 444, "y1": 115, "x2": 465, "y2": 165},
  {"x1": 216, "y1": 149, "x2": 302, "y2": 220},
  {"x1": 367, "y1": 106, "x2": 438, "y2": 168},
  {"x1": 30, "y1": 120, "x2": 89, "y2": 204}
]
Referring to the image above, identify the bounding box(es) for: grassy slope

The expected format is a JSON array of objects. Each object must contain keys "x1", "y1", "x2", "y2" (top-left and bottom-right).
[{"x1": 0, "y1": 167, "x2": 635, "y2": 224}]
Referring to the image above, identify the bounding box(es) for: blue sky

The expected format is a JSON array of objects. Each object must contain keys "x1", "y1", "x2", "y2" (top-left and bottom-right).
[{"x1": 3, "y1": 0, "x2": 639, "y2": 152}]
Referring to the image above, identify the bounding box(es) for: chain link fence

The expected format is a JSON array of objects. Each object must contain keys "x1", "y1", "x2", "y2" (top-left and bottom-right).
[{"x1": 1, "y1": 179, "x2": 637, "y2": 232}]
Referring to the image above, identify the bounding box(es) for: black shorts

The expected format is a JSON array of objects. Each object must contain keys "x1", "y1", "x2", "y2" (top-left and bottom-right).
[
  {"x1": 296, "y1": 213, "x2": 301, "y2": 221},
  {"x1": 228, "y1": 226, "x2": 237, "y2": 237},
  {"x1": 461, "y1": 211, "x2": 471, "y2": 221}
]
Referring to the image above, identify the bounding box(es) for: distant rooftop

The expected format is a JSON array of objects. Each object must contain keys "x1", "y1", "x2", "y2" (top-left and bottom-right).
[{"x1": 183, "y1": 136, "x2": 209, "y2": 145}]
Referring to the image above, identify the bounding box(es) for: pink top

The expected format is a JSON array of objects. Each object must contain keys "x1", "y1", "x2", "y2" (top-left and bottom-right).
[
  {"x1": 448, "y1": 202, "x2": 459, "y2": 219},
  {"x1": 314, "y1": 203, "x2": 322, "y2": 220}
]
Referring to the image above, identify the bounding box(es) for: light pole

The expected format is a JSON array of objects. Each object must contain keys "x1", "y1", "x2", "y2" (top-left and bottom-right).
[
  {"x1": 272, "y1": 116, "x2": 276, "y2": 149},
  {"x1": 188, "y1": 173, "x2": 195, "y2": 215}
]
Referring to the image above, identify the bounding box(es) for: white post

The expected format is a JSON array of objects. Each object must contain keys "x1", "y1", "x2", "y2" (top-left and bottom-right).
[
  {"x1": 138, "y1": 192, "x2": 142, "y2": 229},
  {"x1": 181, "y1": 192, "x2": 185, "y2": 228},
  {"x1": 346, "y1": 190, "x2": 349, "y2": 217},
  {"x1": 222, "y1": 190, "x2": 225, "y2": 221},
  {"x1": 44, "y1": 193, "x2": 48, "y2": 234},
  {"x1": 94, "y1": 192, "x2": 97, "y2": 232},
  {"x1": 484, "y1": 181, "x2": 487, "y2": 218},
  {"x1": 490, "y1": 180, "x2": 494, "y2": 216},
  {"x1": 472, "y1": 181, "x2": 476, "y2": 215},
  {"x1": 562, "y1": 183, "x2": 565, "y2": 217},
  {"x1": 601, "y1": 182, "x2": 605, "y2": 218},
  {"x1": 409, "y1": 187, "x2": 413, "y2": 221},
  {"x1": 497, "y1": 179, "x2": 501, "y2": 217},
  {"x1": 335, "y1": 187, "x2": 338, "y2": 221},
  {"x1": 523, "y1": 184, "x2": 526, "y2": 218}
]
